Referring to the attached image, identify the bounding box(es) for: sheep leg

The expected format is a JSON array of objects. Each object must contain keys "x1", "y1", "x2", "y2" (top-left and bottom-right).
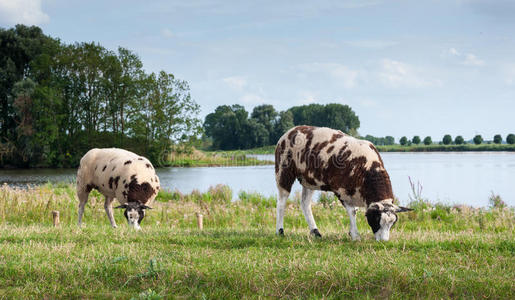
[
  {"x1": 301, "y1": 187, "x2": 321, "y2": 237},
  {"x1": 276, "y1": 187, "x2": 289, "y2": 235},
  {"x1": 344, "y1": 203, "x2": 360, "y2": 241},
  {"x1": 77, "y1": 189, "x2": 89, "y2": 227},
  {"x1": 104, "y1": 196, "x2": 117, "y2": 228}
]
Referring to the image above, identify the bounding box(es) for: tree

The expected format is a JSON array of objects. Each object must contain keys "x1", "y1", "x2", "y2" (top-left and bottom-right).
[
  {"x1": 250, "y1": 104, "x2": 277, "y2": 145},
  {"x1": 442, "y1": 134, "x2": 452, "y2": 145},
  {"x1": 454, "y1": 136, "x2": 465, "y2": 145},
  {"x1": 242, "y1": 119, "x2": 268, "y2": 148},
  {"x1": 473, "y1": 135, "x2": 483, "y2": 145},
  {"x1": 423, "y1": 136, "x2": 432, "y2": 145},
  {"x1": 0, "y1": 25, "x2": 201, "y2": 167},
  {"x1": 493, "y1": 134, "x2": 502, "y2": 144},
  {"x1": 111, "y1": 47, "x2": 145, "y2": 145},
  {"x1": 12, "y1": 79, "x2": 37, "y2": 164},
  {"x1": 204, "y1": 105, "x2": 249, "y2": 150},
  {"x1": 0, "y1": 25, "x2": 55, "y2": 144},
  {"x1": 271, "y1": 110, "x2": 294, "y2": 143},
  {"x1": 288, "y1": 103, "x2": 360, "y2": 134},
  {"x1": 507, "y1": 134, "x2": 515, "y2": 145},
  {"x1": 412, "y1": 136, "x2": 421, "y2": 145},
  {"x1": 363, "y1": 135, "x2": 394, "y2": 146},
  {"x1": 364, "y1": 135, "x2": 379, "y2": 145},
  {"x1": 289, "y1": 103, "x2": 324, "y2": 126},
  {"x1": 399, "y1": 136, "x2": 408, "y2": 146},
  {"x1": 133, "y1": 71, "x2": 200, "y2": 161},
  {"x1": 323, "y1": 103, "x2": 360, "y2": 133}
]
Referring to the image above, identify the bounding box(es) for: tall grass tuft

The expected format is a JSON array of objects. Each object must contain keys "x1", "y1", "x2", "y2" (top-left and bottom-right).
[
  {"x1": 206, "y1": 184, "x2": 232, "y2": 204},
  {"x1": 406, "y1": 176, "x2": 432, "y2": 211},
  {"x1": 318, "y1": 192, "x2": 338, "y2": 209},
  {"x1": 489, "y1": 191, "x2": 507, "y2": 209},
  {"x1": 238, "y1": 191, "x2": 276, "y2": 208}
]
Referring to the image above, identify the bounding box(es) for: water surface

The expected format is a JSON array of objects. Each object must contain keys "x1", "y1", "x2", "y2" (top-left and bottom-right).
[{"x1": 1, "y1": 152, "x2": 513, "y2": 207}]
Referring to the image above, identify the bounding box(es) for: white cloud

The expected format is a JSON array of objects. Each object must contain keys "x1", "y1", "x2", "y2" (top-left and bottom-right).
[
  {"x1": 357, "y1": 98, "x2": 378, "y2": 108},
  {"x1": 503, "y1": 64, "x2": 515, "y2": 85},
  {"x1": 377, "y1": 59, "x2": 441, "y2": 88},
  {"x1": 297, "y1": 63, "x2": 358, "y2": 88},
  {"x1": 448, "y1": 47, "x2": 460, "y2": 56},
  {"x1": 298, "y1": 91, "x2": 317, "y2": 104},
  {"x1": 240, "y1": 93, "x2": 264, "y2": 104},
  {"x1": 345, "y1": 40, "x2": 397, "y2": 49},
  {"x1": 462, "y1": 53, "x2": 485, "y2": 66},
  {"x1": 161, "y1": 28, "x2": 174, "y2": 38},
  {"x1": 445, "y1": 48, "x2": 485, "y2": 66},
  {"x1": 222, "y1": 76, "x2": 247, "y2": 90},
  {"x1": 0, "y1": 0, "x2": 49, "y2": 26}
]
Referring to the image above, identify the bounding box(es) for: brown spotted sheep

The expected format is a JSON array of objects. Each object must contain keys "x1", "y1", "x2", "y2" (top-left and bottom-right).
[
  {"x1": 76, "y1": 148, "x2": 160, "y2": 230},
  {"x1": 275, "y1": 126, "x2": 412, "y2": 241}
]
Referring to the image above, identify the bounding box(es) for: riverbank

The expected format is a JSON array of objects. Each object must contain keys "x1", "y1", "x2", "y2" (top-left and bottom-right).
[
  {"x1": 0, "y1": 184, "x2": 513, "y2": 298},
  {"x1": 165, "y1": 148, "x2": 273, "y2": 167},
  {"x1": 212, "y1": 143, "x2": 515, "y2": 155},
  {"x1": 376, "y1": 143, "x2": 515, "y2": 152}
]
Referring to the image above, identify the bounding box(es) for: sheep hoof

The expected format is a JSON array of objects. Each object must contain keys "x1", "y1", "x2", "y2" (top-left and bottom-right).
[
  {"x1": 349, "y1": 231, "x2": 361, "y2": 241},
  {"x1": 311, "y1": 228, "x2": 322, "y2": 238},
  {"x1": 277, "y1": 228, "x2": 284, "y2": 236}
]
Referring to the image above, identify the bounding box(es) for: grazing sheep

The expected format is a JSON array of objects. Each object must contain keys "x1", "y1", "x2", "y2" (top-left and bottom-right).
[
  {"x1": 76, "y1": 148, "x2": 160, "y2": 230},
  {"x1": 275, "y1": 126, "x2": 412, "y2": 241}
]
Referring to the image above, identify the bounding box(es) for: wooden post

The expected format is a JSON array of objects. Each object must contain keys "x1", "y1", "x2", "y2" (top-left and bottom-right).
[
  {"x1": 196, "y1": 212, "x2": 203, "y2": 230},
  {"x1": 52, "y1": 210, "x2": 60, "y2": 227}
]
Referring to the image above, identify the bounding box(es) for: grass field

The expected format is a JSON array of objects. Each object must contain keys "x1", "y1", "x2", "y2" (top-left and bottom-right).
[{"x1": 0, "y1": 183, "x2": 514, "y2": 299}]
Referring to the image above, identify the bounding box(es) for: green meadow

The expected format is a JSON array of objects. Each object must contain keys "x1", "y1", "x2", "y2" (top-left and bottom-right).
[{"x1": 0, "y1": 183, "x2": 513, "y2": 299}]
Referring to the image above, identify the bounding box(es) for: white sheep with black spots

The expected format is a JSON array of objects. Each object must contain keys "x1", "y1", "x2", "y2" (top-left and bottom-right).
[
  {"x1": 76, "y1": 148, "x2": 160, "y2": 230},
  {"x1": 275, "y1": 126, "x2": 412, "y2": 241}
]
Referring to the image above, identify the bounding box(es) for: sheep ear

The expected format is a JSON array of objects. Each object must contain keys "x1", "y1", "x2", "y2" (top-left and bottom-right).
[
  {"x1": 395, "y1": 206, "x2": 413, "y2": 213},
  {"x1": 141, "y1": 205, "x2": 152, "y2": 210},
  {"x1": 115, "y1": 204, "x2": 128, "y2": 209}
]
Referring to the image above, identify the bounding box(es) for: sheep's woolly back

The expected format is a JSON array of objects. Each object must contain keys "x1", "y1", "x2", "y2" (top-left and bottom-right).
[
  {"x1": 275, "y1": 126, "x2": 393, "y2": 207},
  {"x1": 77, "y1": 148, "x2": 160, "y2": 205}
]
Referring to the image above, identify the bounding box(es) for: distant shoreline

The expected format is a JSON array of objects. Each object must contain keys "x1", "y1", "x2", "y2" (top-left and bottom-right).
[
  {"x1": 213, "y1": 144, "x2": 515, "y2": 155},
  {"x1": 375, "y1": 144, "x2": 515, "y2": 152},
  {"x1": 1, "y1": 145, "x2": 513, "y2": 169}
]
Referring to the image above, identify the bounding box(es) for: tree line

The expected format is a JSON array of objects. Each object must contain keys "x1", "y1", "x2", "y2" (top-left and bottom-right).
[
  {"x1": 398, "y1": 134, "x2": 515, "y2": 146},
  {"x1": 203, "y1": 103, "x2": 360, "y2": 150},
  {"x1": 0, "y1": 25, "x2": 201, "y2": 167},
  {"x1": 202, "y1": 102, "x2": 515, "y2": 150}
]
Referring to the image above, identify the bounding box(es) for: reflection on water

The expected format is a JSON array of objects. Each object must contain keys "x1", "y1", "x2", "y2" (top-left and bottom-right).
[{"x1": 1, "y1": 152, "x2": 514, "y2": 207}]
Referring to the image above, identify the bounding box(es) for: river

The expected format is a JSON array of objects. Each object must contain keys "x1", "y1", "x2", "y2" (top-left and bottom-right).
[{"x1": 1, "y1": 152, "x2": 513, "y2": 207}]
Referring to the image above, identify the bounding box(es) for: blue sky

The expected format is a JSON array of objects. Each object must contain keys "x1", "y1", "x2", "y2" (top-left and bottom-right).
[{"x1": 1, "y1": 0, "x2": 514, "y2": 141}]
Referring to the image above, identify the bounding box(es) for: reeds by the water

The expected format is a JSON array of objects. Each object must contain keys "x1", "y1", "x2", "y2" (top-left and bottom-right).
[{"x1": 1, "y1": 183, "x2": 513, "y2": 232}]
